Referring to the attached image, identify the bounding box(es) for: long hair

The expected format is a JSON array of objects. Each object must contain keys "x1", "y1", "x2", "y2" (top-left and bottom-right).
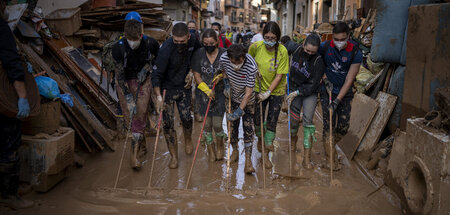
[{"x1": 263, "y1": 21, "x2": 281, "y2": 69}]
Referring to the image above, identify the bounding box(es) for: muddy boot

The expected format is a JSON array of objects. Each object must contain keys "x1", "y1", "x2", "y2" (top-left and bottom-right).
[
  {"x1": 215, "y1": 132, "x2": 226, "y2": 161},
  {"x1": 322, "y1": 134, "x2": 340, "y2": 171},
  {"x1": 138, "y1": 136, "x2": 148, "y2": 164},
  {"x1": 183, "y1": 127, "x2": 193, "y2": 155},
  {"x1": 195, "y1": 113, "x2": 203, "y2": 122},
  {"x1": 264, "y1": 130, "x2": 275, "y2": 152},
  {"x1": 165, "y1": 131, "x2": 178, "y2": 169},
  {"x1": 204, "y1": 132, "x2": 216, "y2": 162},
  {"x1": 291, "y1": 135, "x2": 298, "y2": 154},
  {"x1": 303, "y1": 148, "x2": 312, "y2": 169},
  {"x1": 229, "y1": 143, "x2": 239, "y2": 163},
  {"x1": 0, "y1": 195, "x2": 34, "y2": 209},
  {"x1": 244, "y1": 144, "x2": 255, "y2": 174},
  {"x1": 262, "y1": 147, "x2": 273, "y2": 169},
  {"x1": 130, "y1": 133, "x2": 143, "y2": 170}
]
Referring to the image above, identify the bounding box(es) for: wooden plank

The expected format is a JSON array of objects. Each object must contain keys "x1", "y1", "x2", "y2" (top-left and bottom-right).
[
  {"x1": 355, "y1": 92, "x2": 397, "y2": 161},
  {"x1": 336, "y1": 93, "x2": 379, "y2": 160},
  {"x1": 364, "y1": 63, "x2": 389, "y2": 93},
  {"x1": 61, "y1": 107, "x2": 93, "y2": 152}
]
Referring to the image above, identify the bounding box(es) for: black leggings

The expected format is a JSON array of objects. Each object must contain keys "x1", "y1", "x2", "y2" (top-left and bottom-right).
[{"x1": 253, "y1": 94, "x2": 283, "y2": 132}]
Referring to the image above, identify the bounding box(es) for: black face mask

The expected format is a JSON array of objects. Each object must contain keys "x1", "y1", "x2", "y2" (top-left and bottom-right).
[
  {"x1": 302, "y1": 50, "x2": 313, "y2": 60},
  {"x1": 204, "y1": 45, "x2": 216, "y2": 54},
  {"x1": 174, "y1": 43, "x2": 187, "y2": 52}
]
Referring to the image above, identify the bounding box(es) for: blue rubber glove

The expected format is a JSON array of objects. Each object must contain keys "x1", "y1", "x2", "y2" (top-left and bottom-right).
[
  {"x1": 223, "y1": 78, "x2": 230, "y2": 98},
  {"x1": 17, "y1": 98, "x2": 30, "y2": 119},
  {"x1": 226, "y1": 107, "x2": 244, "y2": 121}
]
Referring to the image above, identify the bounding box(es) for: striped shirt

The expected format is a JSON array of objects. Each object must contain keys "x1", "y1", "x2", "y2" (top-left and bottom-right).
[{"x1": 220, "y1": 53, "x2": 257, "y2": 104}]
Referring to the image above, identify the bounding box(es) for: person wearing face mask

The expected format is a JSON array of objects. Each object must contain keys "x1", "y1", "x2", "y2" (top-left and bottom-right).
[
  {"x1": 152, "y1": 23, "x2": 201, "y2": 169},
  {"x1": 248, "y1": 21, "x2": 289, "y2": 169},
  {"x1": 318, "y1": 21, "x2": 362, "y2": 171},
  {"x1": 112, "y1": 12, "x2": 160, "y2": 170},
  {"x1": 285, "y1": 34, "x2": 324, "y2": 169},
  {"x1": 211, "y1": 22, "x2": 232, "y2": 48},
  {"x1": 190, "y1": 29, "x2": 227, "y2": 162},
  {"x1": 187, "y1": 20, "x2": 200, "y2": 43},
  {"x1": 220, "y1": 44, "x2": 258, "y2": 174}
]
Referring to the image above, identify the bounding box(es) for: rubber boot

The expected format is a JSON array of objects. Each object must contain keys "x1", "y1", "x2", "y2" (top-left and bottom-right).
[
  {"x1": 138, "y1": 136, "x2": 147, "y2": 164},
  {"x1": 229, "y1": 143, "x2": 239, "y2": 163},
  {"x1": 323, "y1": 134, "x2": 340, "y2": 171},
  {"x1": 183, "y1": 127, "x2": 193, "y2": 155},
  {"x1": 165, "y1": 131, "x2": 178, "y2": 169},
  {"x1": 264, "y1": 130, "x2": 275, "y2": 152},
  {"x1": 204, "y1": 132, "x2": 216, "y2": 162},
  {"x1": 215, "y1": 132, "x2": 226, "y2": 161},
  {"x1": 130, "y1": 133, "x2": 143, "y2": 170},
  {"x1": 244, "y1": 144, "x2": 255, "y2": 174},
  {"x1": 0, "y1": 163, "x2": 32, "y2": 209},
  {"x1": 291, "y1": 135, "x2": 298, "y2": 153},
  {"x1": 303, "y1": 125, "x2": 316, "y2": 169}
]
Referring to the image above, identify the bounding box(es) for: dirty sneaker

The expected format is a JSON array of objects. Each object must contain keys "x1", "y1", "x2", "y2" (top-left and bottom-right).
[{"x1": 0, "y1": 194, "x2": 34, "y2": 209}]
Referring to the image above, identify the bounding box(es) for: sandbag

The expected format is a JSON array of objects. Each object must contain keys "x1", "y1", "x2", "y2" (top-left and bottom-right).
[
  {"x1": 0, "y1": 64, "x2": 40, "y2": 119},
  {"x1": 355, "y1": 66, "x2": 374, "y2": 93}
]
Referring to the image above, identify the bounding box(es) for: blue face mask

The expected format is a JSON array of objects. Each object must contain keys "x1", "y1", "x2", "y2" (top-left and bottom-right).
[
  {"x1": 264, "y1": 40, "x2": 277, "y2": 47},
  {"x1": 189, "y1": 29, "x2": 197, "y2": 34}
]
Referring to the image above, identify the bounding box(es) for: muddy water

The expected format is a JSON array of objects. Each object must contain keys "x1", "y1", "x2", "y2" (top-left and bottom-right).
[{"x1": 1, "y1": 110, "x2": 401, "y2": 214}]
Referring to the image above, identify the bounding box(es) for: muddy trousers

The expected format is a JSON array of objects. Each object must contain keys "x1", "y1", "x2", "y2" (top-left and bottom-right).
[
  {"x1": 229, "y1": 101, "x2": 254, "y2": 148},
  {"x1": 289, "y1": 94, "x2": 318, "y2": 148},
  {"x1": 116, "y1": 77, "x2": 152, "y2": 134},
  {"x1": 0, "y1": 114, "x2": 21, "y2": 198},
  {"x1": 162, "y1": 88, "x2": 193, "y2": 143},
  {"x1": 202, "y1": 115, "x2": 226, "y2": 144},
  {"x1": 254, "y1": 94, "x2": 282, "y2": 149},
  {"x1": 319, "y1": 91, "x2": 353, "y2": 141}
]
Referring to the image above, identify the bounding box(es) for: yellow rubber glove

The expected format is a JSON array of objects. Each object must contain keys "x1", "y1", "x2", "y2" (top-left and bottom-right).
[
  {"x1": 212, "y1": 73, "x2": 223, "y2": 84},
  {"x1": 197, "y1": 82, "x2": 214, "y2": 99}
]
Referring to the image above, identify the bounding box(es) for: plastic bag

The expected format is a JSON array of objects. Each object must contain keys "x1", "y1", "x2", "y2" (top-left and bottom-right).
[
  {"x1": 355, "y1": 66, "x2": 374, "y2": 93},
  {"x1": 34, "y1": 76, "x2": 74, "y2": 107}
]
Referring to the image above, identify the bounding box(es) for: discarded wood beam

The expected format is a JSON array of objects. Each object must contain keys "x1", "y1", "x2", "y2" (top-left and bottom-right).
[
  {"x1": 61, "y1": 107, "x2": 93, "y2": 152},
  {"x1": 17, "y1": 41, "x2": 116, "y2": 151},
  {"x1": 363, "y1": 63, "x2": 389, "y2": 92}
]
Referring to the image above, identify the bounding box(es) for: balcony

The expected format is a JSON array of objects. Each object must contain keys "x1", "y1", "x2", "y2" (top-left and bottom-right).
[
  {"x1": 225, "y1": 0, "x2": 239, "y2": 8},
  {"x1": 215, "y1": 11, "x2": 224, "y2": 19}
]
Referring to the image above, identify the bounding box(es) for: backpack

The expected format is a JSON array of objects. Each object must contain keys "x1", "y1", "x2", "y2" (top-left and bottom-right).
[{"x1": 221, "y1": 36, "x2": 229, "y2": 48}]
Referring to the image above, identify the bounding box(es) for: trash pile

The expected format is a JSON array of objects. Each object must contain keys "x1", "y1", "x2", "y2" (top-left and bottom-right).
[{"x1": 6, "y1": 1, "x2": 168, "y2": 153}]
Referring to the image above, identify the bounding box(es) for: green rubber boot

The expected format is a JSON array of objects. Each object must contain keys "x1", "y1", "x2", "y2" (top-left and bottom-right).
[
  {"x1": 255, "y1": 125, "x2": 262, "y2": 152},
  {"x1": 204, "y1": 132, "x2": 215, "y2": 162},
  {"x1": 264, "y1": 130, "x2": 275, "y2": 152},
  {"x1": 303, "y1": 125, "x2": 317, "y2": 169},
  {"x1": 215, "y1": 132, "x2": 226, "y2": 161}
]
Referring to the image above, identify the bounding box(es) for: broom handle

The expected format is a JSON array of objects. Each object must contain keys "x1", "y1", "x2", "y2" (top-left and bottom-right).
[
  {"x1": 185, "y1": 82, "x2": 216, "y2": 189},
  {"x1": 147, "y1": 90, "x2": 166, "y2": 188},
  {"x1": 114, "y1": 83, "x2": 141, "y2": 189},
  {"x1": 287, "y1": 73, "x2": 292, "y2": 176},
  {"x1": 258, "y1": 74, "x2": 266, "y2": 189},
  {"x1": 226, "y1": 89, "x2": 232, "y2": 192},
  {"x1": 329, "y1": 90, "x2": 333, "y2": 185}
]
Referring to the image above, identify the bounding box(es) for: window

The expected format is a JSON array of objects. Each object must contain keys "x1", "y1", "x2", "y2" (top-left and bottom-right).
[{"x1": 239, "y1": 12, "x2": 244, "y2": 22}]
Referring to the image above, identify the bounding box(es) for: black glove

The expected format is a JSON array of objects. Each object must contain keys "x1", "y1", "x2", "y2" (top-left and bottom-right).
[
  {"x1": 323, "y1": 78, "x2": 333, "y2": 93},
  {"x1": 328, "y1": 98, "x2": 341, "y2": 113}
]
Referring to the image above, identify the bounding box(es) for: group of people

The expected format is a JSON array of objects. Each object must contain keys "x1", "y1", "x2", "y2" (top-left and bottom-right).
[
  {"x1": 114, "y1": 11, "x2": 362, "y2": 176},
  {"x1": 0, "y1": 7, "x2": 362, "y2": 208}
]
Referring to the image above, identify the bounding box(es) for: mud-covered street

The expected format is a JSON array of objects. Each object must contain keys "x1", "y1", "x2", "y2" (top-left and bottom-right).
[{"x1": 1, "y1": 111, "x2": 401, "y2": 214}]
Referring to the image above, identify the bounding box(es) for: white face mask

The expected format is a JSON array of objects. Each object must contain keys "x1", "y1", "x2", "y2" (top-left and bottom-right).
[
  {"x1": 334, "y1": 40, "x2": 347, "y2": 50},
  {"x1": 127, "y1": 39, "x2": 141, "y2": 50},
  {"x1": 231, "y1": 62, "x2": 243, "y2": 71},
  {"x1": 215, "y1": 31, "x2": 220, "y2": 36}
]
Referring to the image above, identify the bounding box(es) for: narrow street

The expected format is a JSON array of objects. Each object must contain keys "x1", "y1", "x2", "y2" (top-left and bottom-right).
[{"x1": 1, "y1": 111, "x2": 401, "y2": 214}]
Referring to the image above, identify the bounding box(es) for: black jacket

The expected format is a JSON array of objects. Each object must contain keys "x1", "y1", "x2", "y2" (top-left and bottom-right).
[
  {"x1": 151, "y1": 34, "x2": 201, "y2": 90},
  {"x1": 288, "y1": 47, "x2": 324, "y2": 97},
  {"x1": 112, "y1": 35, "x2": 159, "y2": 80},
  {"x1": 0, "y1": 18, "x2": 25, "y2": 82}
]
